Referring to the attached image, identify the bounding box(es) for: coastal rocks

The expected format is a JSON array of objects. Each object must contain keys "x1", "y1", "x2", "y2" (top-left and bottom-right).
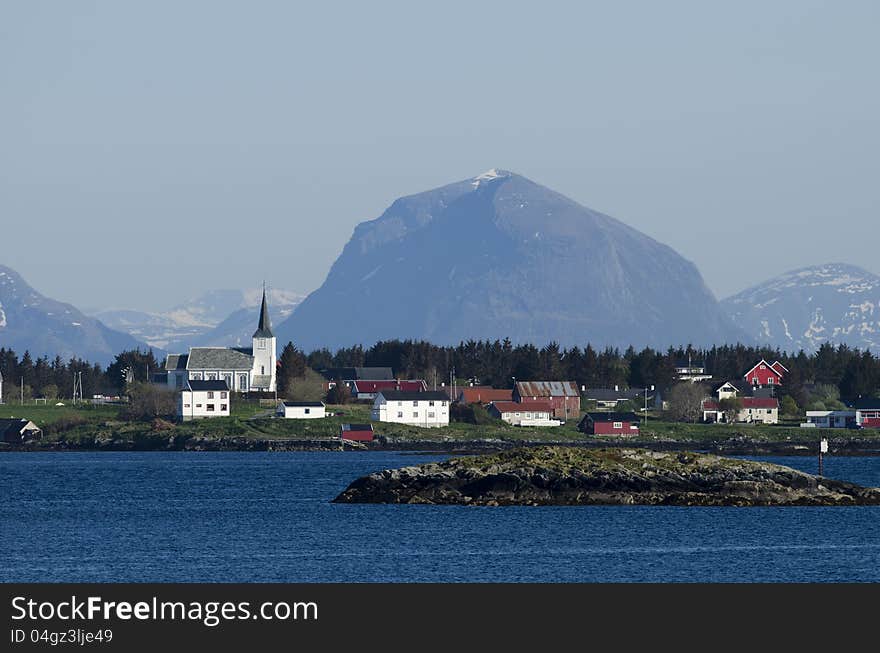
[{"x1": 333, "y1": 447, "x2": 880, "y2": 507}]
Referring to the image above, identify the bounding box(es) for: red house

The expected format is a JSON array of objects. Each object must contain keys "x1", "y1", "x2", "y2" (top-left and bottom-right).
[
  {"x1": 578, "y1": 412, "x2": 640, "y2": 436},
  {"x1": 743, "y1": 359, "x2": 787, "y2": 388},
  {"x1": 457, "y1": 387, "x2": 513, "y2": 405},
  {"x1": 340, "y1": 423, "x2": 374, "y2": 442},
  {"x1": 514, "y1": 381, "x2": 581, "y2": 421},
  {"x1": 351, "y1": 380, "x2": 426, "y2": 400}
]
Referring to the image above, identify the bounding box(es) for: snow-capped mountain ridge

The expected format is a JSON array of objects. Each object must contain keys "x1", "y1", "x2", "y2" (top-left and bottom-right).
[
  {"x1": 723, "y1": 263, "x2": 880, "y2": 353},
  {"x1": 0, "y1": 265, "x2": 147, "y2": 364}
]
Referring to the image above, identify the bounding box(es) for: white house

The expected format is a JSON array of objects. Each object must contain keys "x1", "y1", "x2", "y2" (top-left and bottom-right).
[
  {"x1": 276, "y1": 401, "x2": 326, "y2": 419},
  {"x1": 487, "y1": 401, "x2": 561, "y2": 427},
  {"x1": 178, "y1": 380, "x2": 230, "y2": 421},
  {"x1": 801, "y1": 410, "x2": 857, "y2": 429},
  {"x1": 165, "y1": 288, "x2": 277, "y2": 394},
  {"x1": 371, "y1": 390, "x2": 449, "y2": 428}
]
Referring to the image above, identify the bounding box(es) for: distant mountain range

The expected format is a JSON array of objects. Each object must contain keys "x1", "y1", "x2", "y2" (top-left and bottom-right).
[
  {"x1": 722, "y1": 263, "x2": 880, "y2": 353},
  {"x1": 94, "y1": 288, "x2": 304, "y2": 353},
  {"x1": 0, "y1": 265, "x2": 146, "y2": 364},
  {"x1": 276, "y1": 169, "x2": 743, "y2": 350}
]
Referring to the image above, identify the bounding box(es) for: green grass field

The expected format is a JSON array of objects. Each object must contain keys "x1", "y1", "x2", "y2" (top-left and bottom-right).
[{"x1": 3, "y1": 398, "x2": 877, "y2": 447}]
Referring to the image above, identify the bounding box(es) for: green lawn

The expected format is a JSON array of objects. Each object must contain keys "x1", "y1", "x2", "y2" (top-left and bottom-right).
[{"x1": 4, "y1": 398, "x2": 878, "y2": 447}]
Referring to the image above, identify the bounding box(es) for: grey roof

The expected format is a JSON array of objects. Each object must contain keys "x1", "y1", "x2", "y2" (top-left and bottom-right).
[
  {"x1": 187, "y1": 380, "x2": 229, "y2": 392},
  {"x1": 187, "y1": 347, "x2": 254, "y2": 371},
  {"x1": 320, "y1": 367, "x2": 395, "y2": 381},
  {"x1": 253, "y1": 289, "x2": 274, "y2": 338},
  {"x1": 280, "y1": 401, "x2": 324, "y2": 407},
  {"x1": 585, "y1": 387, "x2": 652, "y2": 401},
  {"x1": 342, "y1": 423, "x2": 373, "y2": 431},
  {"x1": 379, "y1": 390, "x2": 449, "y2": 401},
  {"x1": 580, "y1": 412, "x2": 640, "y2": 423},
  {"x1": 165, "y1": 354, "x2": 189, "y2": 371},
  {"x1": 251, "y1": 375, "x2": 273, "y2": 389},
  {"x1": 516, "y1": 381, "x2": 579, "y2": 398}
]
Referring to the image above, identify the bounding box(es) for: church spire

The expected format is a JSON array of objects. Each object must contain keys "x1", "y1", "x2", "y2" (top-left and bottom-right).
[{"x1": 253, "y1": 284, "x2": 274, "y2": 338}]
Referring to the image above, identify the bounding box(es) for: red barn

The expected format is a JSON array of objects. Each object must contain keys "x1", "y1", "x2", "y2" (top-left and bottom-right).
[
  {"x1": 340, "y1": 423, "x2": 374, "y2": 442},
  {"x1": 514, "y1": 381, "x2": 580, "y2": 421},
  {"x1": 457, "y1": 387, "x2": 513, "y2": 405},
  {"x1": 578, "y1": 412, "x2": 640, "y2": 436},
  {"x1": 743, "y1": 359, "x2": 786, "y2": 388}
]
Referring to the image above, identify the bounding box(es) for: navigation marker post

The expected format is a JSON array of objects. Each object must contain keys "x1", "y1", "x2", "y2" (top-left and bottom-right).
[{"x1": 819, "y1": 438, "x2": 828, "y2": 476}]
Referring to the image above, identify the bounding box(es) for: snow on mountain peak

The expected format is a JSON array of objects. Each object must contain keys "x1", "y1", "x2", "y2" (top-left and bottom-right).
[{"x1": 471, "y1": 168, "x2": 512, "y2": 188}]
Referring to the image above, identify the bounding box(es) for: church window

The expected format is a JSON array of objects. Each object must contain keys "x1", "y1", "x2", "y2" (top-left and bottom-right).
[
  {"x1": 208, "y1": 373, "x2": 217, "y2": 380},
  {"x1": 239, "y1": 375, "x2": 248, "y2": 391},
  {"x1": 257, "y1": 340, "x2": 266, "y2": 350}
]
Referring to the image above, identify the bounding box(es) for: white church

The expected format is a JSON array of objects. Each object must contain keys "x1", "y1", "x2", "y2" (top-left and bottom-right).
[{"x1": 164, "y1": 289, "x2": 277, "y2": 393}]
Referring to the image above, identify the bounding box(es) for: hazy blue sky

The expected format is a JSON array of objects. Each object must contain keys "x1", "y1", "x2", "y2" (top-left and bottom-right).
[{"x1": 2, "y1": 0, "x2": 878, "y2": 312}]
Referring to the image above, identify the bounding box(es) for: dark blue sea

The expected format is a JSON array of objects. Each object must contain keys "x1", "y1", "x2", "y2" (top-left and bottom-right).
[{"x1": 2, "y1": 452, "x2": 879, "y2": 582}]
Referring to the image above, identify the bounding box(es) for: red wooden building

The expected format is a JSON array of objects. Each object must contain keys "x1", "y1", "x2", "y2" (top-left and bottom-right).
[
  {"x1": 514, "y1": 381, "x2": 580, "y2": 421},
  {"x1": 855, "y1": 399, "x2": 880, "y2": 428},
  {"x1": 457, "y1": 387, "x2": 513, "y2": 405},
  {"x1": 743, "y1": 359, "x2": 787, "y2": 387},
  {"x1": 578, "y1": 412, "x2": 640, "y2": 436},
  {"x1": 340, "y1": 423, "x2": 374, "y2": 442}
]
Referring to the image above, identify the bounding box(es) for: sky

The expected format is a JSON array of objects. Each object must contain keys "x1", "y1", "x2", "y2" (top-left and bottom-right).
[{"x1": 1, "y1": 0, "x2": 878, "y2": 313}]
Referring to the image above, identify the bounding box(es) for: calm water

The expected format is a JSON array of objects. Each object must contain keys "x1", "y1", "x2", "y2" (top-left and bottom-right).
[{"x1": 1, "y1": 451, "x2": 879, "y2": 582}]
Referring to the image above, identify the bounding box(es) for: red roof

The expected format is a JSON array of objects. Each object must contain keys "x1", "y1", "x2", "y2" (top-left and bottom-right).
[
  {"x1": 352, "y1": 380, "x2": 426, "y2": 393},
  {"x1": 458, "y1": 387, "x2": 513, "y2": 404},
  {"x1": 491, "y1": 401, "x2": 554, "y2": 414}
]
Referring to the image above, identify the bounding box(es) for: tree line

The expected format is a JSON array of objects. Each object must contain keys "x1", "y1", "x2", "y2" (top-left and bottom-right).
[{"x1": 2, "y1": 340, "x2": 878, "y2": 408}]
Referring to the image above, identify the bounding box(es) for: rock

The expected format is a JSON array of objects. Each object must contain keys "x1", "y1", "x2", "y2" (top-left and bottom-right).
[{"x1": 332, "y1": 447, "x2": 880, "y2": 507}]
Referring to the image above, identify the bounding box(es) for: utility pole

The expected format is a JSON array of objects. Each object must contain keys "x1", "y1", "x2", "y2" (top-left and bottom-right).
[{"x1": 819, "y1": 438, "x2": 828, "y2": 476}]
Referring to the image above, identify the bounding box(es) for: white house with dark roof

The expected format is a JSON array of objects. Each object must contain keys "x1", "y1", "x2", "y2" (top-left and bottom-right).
[
  {"x1": 178, "y1": 380, "x2": 231, "y2": 421},
  {"x1": 165, "y1": 289, "x2": 277, "y2": 393}
]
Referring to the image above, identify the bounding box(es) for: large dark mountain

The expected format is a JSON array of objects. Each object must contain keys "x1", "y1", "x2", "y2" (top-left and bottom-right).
[
  {"x1": 0, "y1": 265, "x2": 147, "y2": 364},
  {"x1": 722, "y1": 263, "x2": 880, "y2": 353},
  {"x1": 277, "y1": 169, "x2": 742, "y2": 350}
]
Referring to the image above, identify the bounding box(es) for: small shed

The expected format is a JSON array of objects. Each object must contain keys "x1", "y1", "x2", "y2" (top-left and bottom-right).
[
  {"x1": 0, "y1": 419, "x2": 43, "y2": 444},
  {"x1": 341, "y1": 423, "x2": 374, "y2": 442},
  {"x1": 578, "y1": 412, "x2": 640, "y2": 436},
  {"x1": 276, "y1": 401, "x2": 326, "y2": 419}
]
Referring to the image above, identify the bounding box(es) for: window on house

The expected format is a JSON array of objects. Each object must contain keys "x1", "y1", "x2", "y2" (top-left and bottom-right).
[
  {"x1": 429, "y1": 400, "x2": 435, "y2": 407},
  {"x1": 398, "y1": 401, "x2": 403, "y2": 407},
  {"x1": 184, "y1": 403, "x2": 191, "y2": 408},
  {"x1": 305, "y1": 408, "x2": 311, "y2": 415},
  {"x1": 428, "y1": 412, "x2": 435, "y2": 418},
  {"x1": 239, "y1": 375, "x2": 248, "y2": 391},
  {"x1": 192, "y1": 373, "x2": 203, "y2": 380},
  {"x1": 760, "y1": 364, "x2": 766, "y2": 369},
  {"x1": 224, "y1": 374, "x2": 232, "y2": 387},
  {"x1": 207, "y1": 392, "x2": 214, "y2": 399},
  {"x1": 207, "y1": 404, "x2": 215, "y2": 411},
  {"x1": 412, "y1": 412, "x2": 418, "y2": 418},
  {"x1": 261, "y1": 366, "x2": 265, "y2": 375},
  {"x1": 413, "y1": 401, "x2": 418, "y2": 407},
  {"x1": 196, "y1": 404, "x2": 203, "y2": 408},
  {"x1": 613, "y1": 422, "x2": 623, "y2": 429},
  {"x1": 397, "y1": 412, "x2": 403, "y2": 418},
  {"x1": 208, "y1": 373, "x2": 217, "y2": 380},
  {"x1": 442, "y1": 401, "x2": 447, "y2": 407},
  {"x1": 221, "y1": 392, "x2": 227, "y2": 399},
  {"x1": 768, "y1": 377, "x2": 774, "y2": 384},
  {"x1": 221, "y1": 404, "x2": 227, "y2": 411}
]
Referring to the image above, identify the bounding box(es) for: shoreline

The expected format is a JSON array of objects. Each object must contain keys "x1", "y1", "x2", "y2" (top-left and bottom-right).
[{"x1": 4, "y1": 436, "x2": 880, "y2": 456}]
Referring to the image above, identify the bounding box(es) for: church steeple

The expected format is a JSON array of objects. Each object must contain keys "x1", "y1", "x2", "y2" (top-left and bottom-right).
[{"x1": 253, "y1": 285, "x2": 274, "y2": 338}]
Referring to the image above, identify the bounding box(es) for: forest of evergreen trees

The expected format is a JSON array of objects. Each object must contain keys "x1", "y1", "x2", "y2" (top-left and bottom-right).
[{"x1": 2, "y1": 339, "x2": 879, "y2": 410}]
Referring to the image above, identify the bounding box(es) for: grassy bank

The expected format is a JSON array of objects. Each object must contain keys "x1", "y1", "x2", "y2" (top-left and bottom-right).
[{"x1": 2, "y1": 400, "x2": 878, "y2": 450}]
